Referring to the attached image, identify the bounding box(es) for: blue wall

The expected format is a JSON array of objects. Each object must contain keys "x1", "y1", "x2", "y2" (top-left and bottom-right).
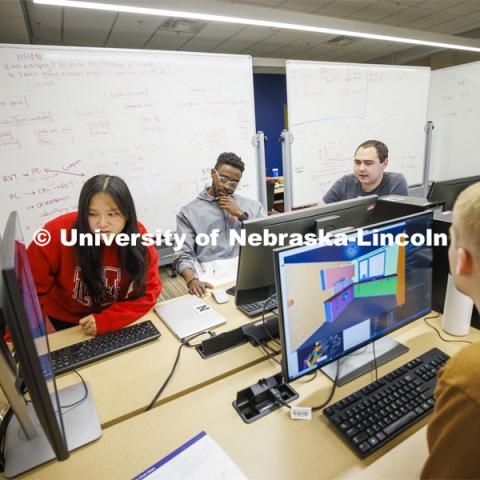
[{"x1": 253, "y1": 73, "x2": 287, "y2": 176}]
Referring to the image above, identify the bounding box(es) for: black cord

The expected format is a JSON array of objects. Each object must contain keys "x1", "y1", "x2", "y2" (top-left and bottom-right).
[
  {"x1": 59, "y1": 369, "x2": 88, "y2": 409},
  {"x1": 0, "y1": 409, "x2": 13, "y2": 472},
  {"x1": 424, "y1": 314, "x2": 473, "y2": 345},
  {"x1": 261, "y1": 293, "x2": 281, "y2": 347},
  {"x1": 311, "y1": 359, "x2": 341, "y2": 412},
  {"x1": 145, "y1": 332, "x2": 206, "y2": 412},
  {"x1": 271, "y1": 387, "x2": 292, "y2": 410},
  {"x1": 246, "y1": 334, "x2": 281, "y2": 365},
  {"x1": 299, "y1": 370, "x2": 318, "y2": 383}
]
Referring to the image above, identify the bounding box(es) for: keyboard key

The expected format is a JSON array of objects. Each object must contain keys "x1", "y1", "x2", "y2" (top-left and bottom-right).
[
  {"x1": 358, "y1": 442, "x2": 371, "y2": 454},
  {"x1": 352, "y1": 432, "x2": 368, "y2": 445},
  {"x1": 384, "y1": 412, "x2": 417, "y2": 436}
]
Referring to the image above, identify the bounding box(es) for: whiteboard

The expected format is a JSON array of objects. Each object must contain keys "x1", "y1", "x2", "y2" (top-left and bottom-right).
[
  {"x1": 0, "y1": 44, "x2": 257, "y2": 241},
  {"x1": 286, "y1": 61, "x2": 430, "y2": 207},
  {"x1": 428, "y1": 60, "x2": 480, "y2": 181}
]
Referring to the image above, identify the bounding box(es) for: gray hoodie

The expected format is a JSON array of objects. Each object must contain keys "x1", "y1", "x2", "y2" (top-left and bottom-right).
[{"x1": 174, "y1": 187, "x2": 266, "y2": 274}]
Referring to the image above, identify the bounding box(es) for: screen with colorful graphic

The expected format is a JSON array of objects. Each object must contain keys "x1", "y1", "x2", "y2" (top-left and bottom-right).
[{"x1": 275, "y1": 212, "x2": 433, "y2": 382}]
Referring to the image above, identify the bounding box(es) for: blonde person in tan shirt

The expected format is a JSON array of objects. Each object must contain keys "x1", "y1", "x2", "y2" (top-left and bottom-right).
[{"x1": 421, "y1": 183, "x2": 480, "y2": 479}]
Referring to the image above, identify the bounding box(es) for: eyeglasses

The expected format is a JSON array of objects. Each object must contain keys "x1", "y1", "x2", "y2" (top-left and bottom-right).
[{"x1": 214, "y1": 169, "x2": 240, "y2": 188}]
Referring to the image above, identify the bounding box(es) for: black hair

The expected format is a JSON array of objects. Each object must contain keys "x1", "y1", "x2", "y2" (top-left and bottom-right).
[
  {"x1": 214, "y1": 152, "x2": 245, "y2": 173},
  {"x1": 355, "y1": 140, "x2": 389, "y2": 163},
  {"x1": 74, "y1": 174, "x2": 150, "y2": 309}
]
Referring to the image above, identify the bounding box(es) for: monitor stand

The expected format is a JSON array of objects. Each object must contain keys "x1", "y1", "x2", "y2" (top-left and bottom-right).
[
  {"x1": 4, "y1": 381, "x2": 101, "y2": 478},
  {"x1": 321, "y1": 336, "x2": 408, "y2": 386}
]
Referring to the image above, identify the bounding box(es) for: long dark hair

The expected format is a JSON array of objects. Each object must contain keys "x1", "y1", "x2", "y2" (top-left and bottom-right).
[{"x1": 74, "y1": 175, "x2": 150, "y2": 309}]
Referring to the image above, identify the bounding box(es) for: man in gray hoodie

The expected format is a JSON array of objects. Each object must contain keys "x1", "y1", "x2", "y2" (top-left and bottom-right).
[{"x1": 174, "y1": 152, "x2": 266, "y2": 297}]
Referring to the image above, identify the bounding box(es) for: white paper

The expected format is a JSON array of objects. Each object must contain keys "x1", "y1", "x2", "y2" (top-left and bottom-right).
[
  {"x1": 133, "y1": 431, "x2": 247, "y2": 480},
  {"x1": 194, "y1": 256, "x2": 238, "y2": 287}
]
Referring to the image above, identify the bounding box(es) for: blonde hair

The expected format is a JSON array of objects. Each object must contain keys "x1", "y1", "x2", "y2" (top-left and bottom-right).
[{"x1": 453, "y1": 182, "x2": 480, "y2": 261}]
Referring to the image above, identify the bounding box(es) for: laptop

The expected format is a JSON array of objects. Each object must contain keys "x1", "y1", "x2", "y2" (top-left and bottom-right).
[{"x1": 154, "y1": 295, "x2": 227, "y2": 340}]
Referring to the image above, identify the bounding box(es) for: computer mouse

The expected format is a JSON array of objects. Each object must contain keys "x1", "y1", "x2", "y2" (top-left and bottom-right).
[{"x1": 212, "y1": 289, "x2": 229, "y2": 304}]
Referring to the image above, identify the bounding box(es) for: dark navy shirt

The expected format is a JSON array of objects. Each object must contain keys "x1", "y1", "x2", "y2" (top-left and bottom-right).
[{"x1": 323, "y1": 172, "x2": 409, "y2": 204}]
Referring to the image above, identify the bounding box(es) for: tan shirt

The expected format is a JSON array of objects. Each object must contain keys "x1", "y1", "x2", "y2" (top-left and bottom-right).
[{"x1": 421, "y1": 342, "x2": 480, "y2": 479}]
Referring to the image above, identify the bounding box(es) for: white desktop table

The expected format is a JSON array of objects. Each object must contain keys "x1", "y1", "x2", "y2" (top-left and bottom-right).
[{"x1": 21, "y1": 314, "x2": 480, "y2": 479}]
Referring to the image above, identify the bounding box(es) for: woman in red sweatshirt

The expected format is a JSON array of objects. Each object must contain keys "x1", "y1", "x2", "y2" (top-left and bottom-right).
[{"x1": 27, "y1": 174, "x2": 162, "y2": 336}]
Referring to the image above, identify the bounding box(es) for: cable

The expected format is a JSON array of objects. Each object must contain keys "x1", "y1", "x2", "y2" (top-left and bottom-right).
[
  {"x1": 261, "y1": 293, "x2": 281, "y2": 347},
  {"x1": 311, "y1": 359, "x2": 341, "y2": 412},
  {"x1": 0, "y1": 408, "x2": 13, "y2": 472},
  {"x1": 246, "y1": 334, "x2": 281, "y2": 365},
  {"x1": 59, "y1": 369, "x2": 88, "y2": 409},
  {"x1": 424, "y1": 314, "x2": 473, "y2": 345},
  {"x1": 270, "y1": 387, "x2": 292, "y2": 410},
  {"x1": 299, "y1": 370, "x2": 318, "y2": 383},
  {"x1": 145, "y1": 331, "x2": 206, "y2": 412}
]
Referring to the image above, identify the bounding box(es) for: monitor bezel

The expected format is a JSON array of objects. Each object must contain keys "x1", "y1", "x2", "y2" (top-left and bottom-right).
[
  {"x1": 273, "y1": 210, "x2": 434, "y2": 383},
  {"x1": 428, "y1": 175, "x2": 480, "y2": 210},
  {"x1": 235, "y1": 195, "x2": 378, "y2": 306}
]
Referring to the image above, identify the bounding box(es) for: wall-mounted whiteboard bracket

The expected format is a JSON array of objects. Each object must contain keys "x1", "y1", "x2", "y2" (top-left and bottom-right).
[
  {"x1": 280, "y1": 130, "x2": 294, "y2": 212},
  {"x1": 252, "y1": 131, "x2": 267, "y2": 211}
]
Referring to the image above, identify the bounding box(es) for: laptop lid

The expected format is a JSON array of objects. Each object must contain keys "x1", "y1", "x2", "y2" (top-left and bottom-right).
[{"x1": 154, "y1": 295, "x2": 226, "y2": 340}]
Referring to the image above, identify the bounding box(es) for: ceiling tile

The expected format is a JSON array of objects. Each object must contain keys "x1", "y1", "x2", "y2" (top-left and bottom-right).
[
  {"x1": 211, "y1": 25, "x2": 275, "y2": 52},
  {"x1": 384, "y1": 0, "x2": 424, "y2": 6},
  {"x1": 379, "y1": 6, "x2": 432, "y2": 26},
  {"x1": 349, "y1": 0, "x2": 407, "y2": 21},
  {"x1": 144, "y1": 30, "x2": 194, "y2": 50},
  {"x1": 0, "y1": 16, "x2": 29, "y2": 43},
  {"x1": 27, "y1": 2, "x2": 62, "y2": 43},
  {"x1": 0, "y1": 0, "x2": 23, "y2": 17},
  {"x1": 106, "y1": 13, "x2": 160, "y2": 48},
  {"x1": 417, "y1": 0, "x2": 468, "y2": 10},
  {"x1": 229, "y1": 25, "x2": 277, "y2": 43},
  {"x1": 231, "y1": 0, "x2": 285, "y2": 6},
  {"x1": 316, "y1": 0, "x2": 378, "y2": 18},
  {"x1": 259, "y1": 29, "x2": 310, "y2": 44},
  {"x1": 279, "y1": 1, "x2": 331, "y2": 14},
  {"x1": 267, "y1": 43, "x2": 312, "y2": 57},
  {"x1": 63, "y1": 9, "x2": 115, "y2": 46},
  {"x1": 211, "y1": 40, "x2": 254, "y2": 54},
  {"x1": 180, "y1": 23, "x2": 244, "y2": 51},
  {"x1": 248, "y1": 42, "x2": 284, "y2": 55},
  {"x1": 444, "y1": 0, "x2": 480, "y2": 16},
  {"x1": 405, "y1": 11, "x2": 456, "y2": 28},
  {"x1": 429, "y1": 17, "x2": 480, "y2": 34}
]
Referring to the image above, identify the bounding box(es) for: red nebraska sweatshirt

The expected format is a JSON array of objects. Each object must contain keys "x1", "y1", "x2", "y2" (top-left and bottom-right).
[{"x1": 27, "y1": 212, "x2": 162, "y2": 335}]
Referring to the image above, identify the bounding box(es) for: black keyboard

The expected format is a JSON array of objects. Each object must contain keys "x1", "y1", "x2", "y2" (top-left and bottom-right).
[
  {"x1": 323, "y1": 347, "x2": 449, "y2": 458},
  {"x1": 49, "y1": 320, "x2": 161, "y2": 374},
  {"x1": 237, "y1": 295, "x2": 278, "y2": 318}
]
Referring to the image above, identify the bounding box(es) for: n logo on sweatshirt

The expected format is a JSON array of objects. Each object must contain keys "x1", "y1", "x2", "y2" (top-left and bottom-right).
[{"x1": 72, "y1": 266, "x2": 121, "y2": 306}]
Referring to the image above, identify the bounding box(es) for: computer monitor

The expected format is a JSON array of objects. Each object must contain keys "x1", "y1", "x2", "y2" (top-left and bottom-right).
[
  {"x1": 235, "y1": 196, "x2": 378, "y2": 306},
  {"x1": 274, "y1": 211, "x2": 433, "y2": 385},
  {"x1": 428, "y1": 175, "x2": 480, "y2": 211},
  {"x1": 0, "y1": 212, "x2": 101, "y2": 477}
]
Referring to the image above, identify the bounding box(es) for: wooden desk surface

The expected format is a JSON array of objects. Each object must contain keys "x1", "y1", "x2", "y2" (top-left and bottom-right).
[
  {"x1": 47, "y1": 291, "x2": 270, "y2": 428},
  {"x1": 24, "y1": 315, "x2": 480, "y2": 479}
]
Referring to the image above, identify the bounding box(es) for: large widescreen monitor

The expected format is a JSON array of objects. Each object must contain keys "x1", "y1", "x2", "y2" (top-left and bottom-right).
[
  {"x1": 1, "y1": 212, "x2": 69, "y2": 460},
  {"x1": 274, "y1": 211, "x2": 433, "y2": 384},
  {"x1": 235, "y1": 196, "x2": 378, "y2": 306},
  {"x1": 1, "y1": 212, "x2": 100, "y2": 477},
  {"x1": 428, "y1": 175, "x2": 480, "y2": 211}
]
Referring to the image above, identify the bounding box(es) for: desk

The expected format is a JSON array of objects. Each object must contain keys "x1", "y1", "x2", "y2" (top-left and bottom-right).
[
  {"x1": 23, "y1": 315, "x2": 480, "y2": 479},
  {"x1": 46, "y1": 292, "x2": 271, "y2": 428}
]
